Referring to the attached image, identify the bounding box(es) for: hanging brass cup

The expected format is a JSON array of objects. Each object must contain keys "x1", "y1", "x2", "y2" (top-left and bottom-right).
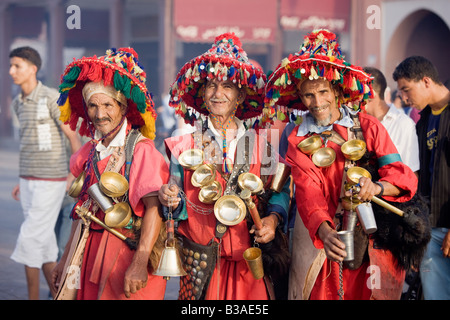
[
  {"x1": 99, "y1": 172, "x2": 129, "y2": 198},
  {"x1": 312, "y1": 147, "x2": 336, "y2": 167},
  {"x1": 104, "y1": 202, "x2": 132, "y2": 228},
  {"x1": 178, "y1": 149, "x2": 204, "y2": 171},
  {"x1": 243, "y1": 247, "x2": 264, "y2": 280},
  {"x1": 270, "y1": 162, "x2": 291, "y2": 193},
  {"x1": 191, "y1": 163, "x2": 216, "y2": 187},
  {"x1": 214, "y1": 195, "x2": 246, "y2": 226},
  {"x1": 297, "y1": 135, "x2": 323, "y2": 155},
  {"x1": 198, "y1": 181, "x2": 222, "y2": 204},
  {"x1": 238, "y1": 172, "x2": 263, "y2": 194},
  {"x1": 341, "y1": 139, "x2": 366, "y2": 161},
  {"x1": 68, "y1": 171, "x2": 86, "y2": 198}
]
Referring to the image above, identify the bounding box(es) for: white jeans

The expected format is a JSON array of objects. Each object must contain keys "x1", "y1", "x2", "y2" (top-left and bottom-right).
[{"x1": 11, "y1": 178, "x2": 66, "y2": 268}]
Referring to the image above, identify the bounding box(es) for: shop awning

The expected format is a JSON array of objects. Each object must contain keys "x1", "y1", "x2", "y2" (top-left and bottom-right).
[
  {"x1": 280, "y1": 0, "x2": 351, "y2": 32},
  {"x1": 173, "y1": 0, "x2": 278, "y2": 43}
]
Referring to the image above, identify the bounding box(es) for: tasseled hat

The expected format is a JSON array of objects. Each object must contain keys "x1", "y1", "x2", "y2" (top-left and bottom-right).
[
  {"x1": 58, "y1": 47, "x2": 157, "y2": 139},
  {"x1": 169, "y1": 33, "x2": 271, "y2": 127},
  {"x1": 265, "y1": 29, "x2": 374, "y2": 122}
]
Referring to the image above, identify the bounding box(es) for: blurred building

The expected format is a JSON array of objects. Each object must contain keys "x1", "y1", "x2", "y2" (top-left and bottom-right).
[{"x1": 1, "y1": 0, "x2": 449, "y2": 137}]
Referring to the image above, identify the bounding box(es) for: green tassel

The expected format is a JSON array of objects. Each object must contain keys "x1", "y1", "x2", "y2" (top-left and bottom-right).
[
  {"x1": 131, "y1": 86, "x2": 146, "y2": 113},
  {"x1": 59, "y1": 81, "x2": 75, "y2": 92},
  {"x1": 63, "y1": 66, "x2": 81, "y2": 82},
  {"x1": 272, "y1": 90, "x2": 281, "y2": 99},
  {"x1": 122, "y1": 77, "x2": 131, "y2": 99},
  {"x1": 294, "y1": 68, "x2": 302, "y2": 79},
  {"x1": 114, "y1": 70, "x2": 126, "y2": 92}
]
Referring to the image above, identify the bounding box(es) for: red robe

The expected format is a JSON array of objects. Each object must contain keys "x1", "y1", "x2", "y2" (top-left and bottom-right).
[
  {"x1": 70, "y1": 129, "x2": 169, "y2": 300},
  {"x1": 165, "y1": 133, "x2": 270, "y2": 300},
  {"x1": 286, "y1": 112, "x2": 417, "y2": 300}
]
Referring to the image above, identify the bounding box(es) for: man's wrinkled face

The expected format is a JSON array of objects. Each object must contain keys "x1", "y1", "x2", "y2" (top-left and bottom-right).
[
  {"x1": 86, "y1": 93, "x2": 126, "y2": 137},
  {"x1": 203, "y1": 78, "x2": 245, "y2": 119},
  {"x1": 396, "y1": 78, "x2": 428, "y2": 110},
  {"x1": 298, "y1": 78, "x2": 340, "y2": 127}
]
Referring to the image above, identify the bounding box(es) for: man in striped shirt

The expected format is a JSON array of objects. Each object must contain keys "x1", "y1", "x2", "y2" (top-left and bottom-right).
[{"x1": 9, "y1": 46, "x2": 81, "y2": 299}]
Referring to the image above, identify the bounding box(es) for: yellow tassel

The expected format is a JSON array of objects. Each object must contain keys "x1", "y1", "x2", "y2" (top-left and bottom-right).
[
  {"x1": 59, "y1": 97, "x2": 71, "y2": 123},
  {"x1": 140, "y1": 108, "x2": 156, "y2": 140},
  {"x1": 350, "y1": 77, "x2": 358, "y2": 91}
]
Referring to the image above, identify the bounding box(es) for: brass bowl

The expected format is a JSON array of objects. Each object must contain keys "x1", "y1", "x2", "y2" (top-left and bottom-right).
[
  {"x1": 341, "y1": 196, "x2": 362, "y2": 211},
  {"x1": 312, "y1": 147, "x2": 336, "y2": 167},
  {"x1": 178, "y1": 149, "x2": 204, "y2": 170},
  {"x1": 100, "y1": 172, "x2": 129, "y2": 198},
  {"x1": 191, "y1": 163, "x2": 216, "y2": 187},
  {"x1": 104, "y1": 202, "x2": 132, "y2": 228},
  {"x1": 68, "y1": 171, "x2": 86, "y2": 198},
  {"x1": 346, "y1": 166, "x2": 372, "y2": 185},
  {"x1": 214, "y1": 195, "x2": 246, "y2": 226},
  {"x1": 198, "y1": 181, "x2": 222, "y2": 204},
  {"x1": 297, "y1": 135, "x2": 323, "y2": 155},
  {"x1": 341, "y1": 139, "x2": 366, "y2": 161},
  {"x1": 238, "y1": 172, "x2": 263, "y2": 194}
]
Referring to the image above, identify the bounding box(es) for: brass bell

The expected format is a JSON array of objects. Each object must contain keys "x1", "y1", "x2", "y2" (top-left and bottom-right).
[
  {"x1": 154, "y1": 241, "x2": 187, "y2": 280},
  {"x1": 154, "y1": 219, "x2": 187, "y2": 280}
]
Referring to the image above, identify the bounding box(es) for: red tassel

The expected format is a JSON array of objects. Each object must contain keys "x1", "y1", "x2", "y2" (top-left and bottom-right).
[
  {"x1": 78, "y1": 63, "x2": 90, "y2": 80},
  {"x1": 325, "y1": 67, "x2": 334, "y2": 81},
  {"x1": 103, "y1": 67, "x2": 114, "y2": 86},
  {"x1": 87, "y1": 63, "x2": 102, "y2": 82}
]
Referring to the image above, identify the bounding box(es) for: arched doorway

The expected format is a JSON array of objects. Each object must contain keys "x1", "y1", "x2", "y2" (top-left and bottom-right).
[{"x1": 385, "y1": 9, "x2": 450, "y2": 88}]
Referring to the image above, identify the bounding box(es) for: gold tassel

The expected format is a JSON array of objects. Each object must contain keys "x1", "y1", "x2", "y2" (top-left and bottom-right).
[{"x1": 59, "y1": 97, "x2": 71, "y2": 123}]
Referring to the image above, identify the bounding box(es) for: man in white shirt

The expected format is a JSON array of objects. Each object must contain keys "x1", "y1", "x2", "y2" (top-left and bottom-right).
[{"x1": 363, "y1": 67, "x2": 420, "y2": 176}]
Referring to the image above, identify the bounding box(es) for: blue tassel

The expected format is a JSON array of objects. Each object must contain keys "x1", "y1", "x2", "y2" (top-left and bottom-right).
[
  {"x1": 57, "y1": 92, "x2": 68, "y2": 106},
  {"x1": 228, "y1": 65, "x2": 235, "y2": 78}
]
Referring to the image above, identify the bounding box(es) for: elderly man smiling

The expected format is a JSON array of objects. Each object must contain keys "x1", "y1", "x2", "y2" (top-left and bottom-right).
[
  {"x1": 266, "y1": 29, "x2": 420, "y2": 300},
  {"x1": 159, "y1": 33, "x2": 291, "y2": 300},
  {"x1": 51, "y1": 48, "x2": 169, "y2": 300}
]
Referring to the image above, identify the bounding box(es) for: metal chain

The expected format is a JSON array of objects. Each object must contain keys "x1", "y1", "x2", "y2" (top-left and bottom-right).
[
  {"x1": 179, "y1": 189, "x2": 214, "y2": 215},
  {"x1": 338, "y1": 261, "x2": 344, "y2": 300}
]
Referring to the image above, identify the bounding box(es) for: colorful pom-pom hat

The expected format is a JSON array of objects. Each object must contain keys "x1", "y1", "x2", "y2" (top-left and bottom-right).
[
  {"x1": 58, "y1": 47, "x2": 157, "y2": 139},
  {"x1": 265, "y1": 29, "x2": 374, "y2": 121},
  {"x1": 169, "y1": 33, "x2": 271, "y2": 127}
]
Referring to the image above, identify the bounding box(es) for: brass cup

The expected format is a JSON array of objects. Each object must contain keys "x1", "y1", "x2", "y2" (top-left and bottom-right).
[
  {"x1": 198, "y1": 181, "x2": 222, "y2": 204},
  {"x1": 99, "y1": 172, "x2": 129, "y2": 198},
  {"x1": 178, "y1": 149, "x2": 204, "y2": 171},
  {"x1": 68, "y1": 171, "x2": 86, "y2": 198},
  {"x1": 346, "y1": 166, "x2": 372, "y2": 185},
  {"x1": 104, "y1": 202, "x2": 132, "y2": 228},
  {"x1": 214, "y1": 195, "x2": 246, "y2": 226},
  {"x1": 238, "y1": 172, "x2": 263, "y2": 194},
  {"x1": 312, "y1": 147, "x2": 336, "y2": 167},
  {"x1": 270, "y1": 162, "x2": 291, "y2": 193},
  {"x1": 297, "y1": 135, "x2": 323, "y2": 155},
  {"x1": 243, "y1": 247, "x2": 264, "y2": 280},
  {"x1": 341, "y1": 196, "x2": 362, "y2": 211},
  {"x1": 191, "y1": 163, "x2": 216, "y2": 187},
  {"x1": 341, "y1": 139, "x2": 366, "y2": 161}
]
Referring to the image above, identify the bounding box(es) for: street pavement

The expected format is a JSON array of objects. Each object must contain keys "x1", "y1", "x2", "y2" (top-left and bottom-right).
[{"x1": 0, "y1": 136, "x2": 179, "y2": 300}]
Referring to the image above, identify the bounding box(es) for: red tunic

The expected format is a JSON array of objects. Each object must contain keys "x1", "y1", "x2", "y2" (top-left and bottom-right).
[
  {"x1": 286, "y1": 112, "x2": 417, "y2": 300},
  {"x1": 70, "y1": 132, "x2": 169, "y2": 300},
  {"x1": 165, "y1": 133, "x2": 269, "y2": 300}
]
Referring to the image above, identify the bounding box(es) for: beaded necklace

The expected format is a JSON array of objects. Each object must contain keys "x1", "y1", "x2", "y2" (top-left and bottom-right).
[{"x1": 205, "y1": 102, "x2": 239, "y2": 174}]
